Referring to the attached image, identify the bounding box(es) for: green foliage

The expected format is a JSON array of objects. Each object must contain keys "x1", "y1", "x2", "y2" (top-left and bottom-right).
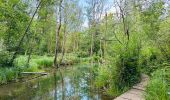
[
  {"x1": 34, "y1": 56, "x2": 53, "y2": 68},
  {"x1": 145, "y1": 70, "x2": 169, "y2": 100},
  {"x1": 0, "y1": 51, "x2": 12, "y2": 67},
  {"x1": 61, "y1": 53, "x2": 80, "y2": 64},
  {"x1": 141, "y1": 1, "x2": 163, "y2": 39},
  {"x1": 14, "y1": 55, "x2": 27, "y2": 67},
  {"x1": 115, "y1": 41, "x2": 141, "y2": 90},
  {"x1": 0, "y1": 0, "x2": 29, "y2": 51},
  {"x1": 93, "y1": 55, "x2": 100, "y2": 62},
  {"x1": 0, "y1": 0, "x2": 170, "y2": 99},
  {"x1": 140, "y1": 46, "x2": 162, "y2": 75},
  {"x1": 77, "y1": 51, "x2": 89, "y2": 58},
  {"x1": 14, "y1": 55, "x2": 52, "y2": 71},
  {"x1": 25, "y1": 65, "x2": 39, "y2": 72},
  {"x1": 14, "y1": 54, "x2": 80, "y2": 70},
  {"x1": 158, "y1": 16, "x2": 170, "y2": 61},
  {"x1": 0, "y1": 68, "x2": 19, "y2": 84},
  {"x1": 95, "y1": 66, "x2": 111, "y2": 88},
  {"x1": 94, "y1": 65, "x2": 122, "y2": 97}
]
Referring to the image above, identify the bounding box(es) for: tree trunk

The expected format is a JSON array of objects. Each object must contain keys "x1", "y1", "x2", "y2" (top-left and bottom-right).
[
  {"x1": 90, "y1": 31, "x2": 94, "y2": 65},
  {"x1": 54, "y1": 0, "x2": 63, "y2": 68},
  {"x1": 26, "y1": 47, "x2": 33, "y2": 68}
]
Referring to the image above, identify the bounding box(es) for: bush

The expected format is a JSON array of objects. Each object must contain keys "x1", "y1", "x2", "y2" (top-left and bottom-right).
[
  {"x1": 95, "y1": 66, "x2": 111, "y2": 88},
  {"x1": 80, "y1": 57, "x2": 91, "y2": 63},
  {"x1": 63, "y1": 53, "x2": 80, "y2": 64},
  {"x1": 0, "y1": 51, "x2": 12, "y2": 67},
  {"x1": 77, "y1": 51, "x2": 89, "y2": 57},
  {"x1": 140, "y1": 47, "x2": 162, "y2": 75},
  {"x1": 94, "y1": 63, "x2": 121, "y2": 97},
  {"x1": 115, "y1": 45, "x2": 141, "y2": 90},
  {"x1": 14, "y1": 56, "x2": 27, "y2": 67},
  {"x1": 93, "y1": 55, "x2": 100, "y2": 62}
]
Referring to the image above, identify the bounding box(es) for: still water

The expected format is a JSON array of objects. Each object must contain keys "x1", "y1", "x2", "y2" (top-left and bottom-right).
[{"x1": 0, "y1": 65, "x2": 113, "y2": 100}]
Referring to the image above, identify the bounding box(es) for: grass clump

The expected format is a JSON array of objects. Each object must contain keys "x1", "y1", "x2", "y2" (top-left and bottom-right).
[
  {"x1": 145, "y1": 69, "x2": 169, "y2": 100},
  {"x1": 14, "y1": 55, "x2": 48, "y2": 72},
  {"x1": 0, "y1": 67, "x2": 19, "y2": 84},
  {"x1": 33, "y1": 56, "x2": 53, "y2": 68},
  {"x1": 95, "y1": 66, "x2": 111, "y2": 88}
]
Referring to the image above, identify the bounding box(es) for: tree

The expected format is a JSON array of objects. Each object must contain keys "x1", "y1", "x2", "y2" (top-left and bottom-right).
[
  {"x1": 85, "y1": 0, "x2": 106, "y2": 64},
  {"x1": 54, "y1": 0, "x2": 63, "y2": 68}
]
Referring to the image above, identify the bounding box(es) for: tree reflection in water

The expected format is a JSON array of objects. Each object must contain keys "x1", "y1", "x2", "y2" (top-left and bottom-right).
[{"x1": 0, "y1": 65, "x2": 113, "y2": 100}]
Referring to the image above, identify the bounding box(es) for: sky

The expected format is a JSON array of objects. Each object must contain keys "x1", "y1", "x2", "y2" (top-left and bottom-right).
[
  {"x1": 79, "y1": 0, "x2": 170, "y2": 28},
  {"x1": 78, "y1": 0, "x2": 115, "y2": 28}
]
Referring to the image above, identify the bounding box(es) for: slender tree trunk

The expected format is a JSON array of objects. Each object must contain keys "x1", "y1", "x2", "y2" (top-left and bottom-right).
[
  {"x1": 100, "y1": 37, "x2": 102, "y2": 58},
  {"x1": 116, "y1": 0, "x2": 130, "y2": 40},
  {"x1": 104, "y1": 13, "x2": 107, "y2": 59},
  {"x1": 54, "y1": 0, "x2": 63, "y2": 68},
  {"x1": 90, "y1": 32, "x2": 94, "y2": 65},
  {"x1": 26, "y1": 47, "x2": 33, "y2": 68}
]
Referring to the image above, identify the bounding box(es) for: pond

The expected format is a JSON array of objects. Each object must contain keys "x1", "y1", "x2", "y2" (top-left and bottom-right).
[{"x1": 0, "y1": 64, "x2": 113, "y2": 100}]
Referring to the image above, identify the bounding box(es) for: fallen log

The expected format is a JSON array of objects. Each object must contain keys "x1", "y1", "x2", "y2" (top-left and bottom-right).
[{"x1": 21, "y1": 72, "x2": 48, "y2": 75}]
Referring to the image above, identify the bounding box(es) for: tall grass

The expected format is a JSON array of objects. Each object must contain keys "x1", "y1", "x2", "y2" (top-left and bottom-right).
[
  {"x1": 145, "y1": 69, "x2": 170, "y2": 100},
  {"x1": 0, "y1": 67, "x2": 19, "y2": 84},
  {"x1": 14, "y1": 53, "x2": 80, "y2": 72}
]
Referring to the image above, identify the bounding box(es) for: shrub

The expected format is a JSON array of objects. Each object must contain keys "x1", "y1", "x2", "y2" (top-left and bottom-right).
[
  {"x1": 63, "y1": 53, "x2": 80, "y2": 64},
  {"x1": 0, "y1": 69, "x2": 7, "y2": 84},
  {"x1": 0, "y1": 51, "x2": 12, "y2": 67},
  {"x1": 77, "y1": 51, "x2": 89, "y2": 57},
  {"x1": 93, "y1": 55, "x2": 100, "y2": 62},
  {"x1": 115, "y1": 45, "x2": 141, "y2": 90},
  {"x1": 140, "y1": 47, "x2": 162, "y2": 75},
  {"x1": 95, "y1": 66, "x2": 111, "y2": 88},
  {"x1": 14, "y1": 56, "x2": 27, "y2": 67},
  {"x1": 80, "y1": 57, "x2": 91, "y2": 63}
]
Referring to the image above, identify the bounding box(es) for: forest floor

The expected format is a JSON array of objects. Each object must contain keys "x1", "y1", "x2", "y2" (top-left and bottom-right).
[{"x1": 114, "y1": 74, "x2": 149, "y2": 100}]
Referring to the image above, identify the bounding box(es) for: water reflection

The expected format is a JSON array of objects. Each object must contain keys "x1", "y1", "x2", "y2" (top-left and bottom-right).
[{"x1": 0, "y1": 65, "x2": 113, "y2": 100}]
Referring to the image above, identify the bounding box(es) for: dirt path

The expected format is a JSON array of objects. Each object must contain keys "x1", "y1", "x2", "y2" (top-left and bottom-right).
[{"x1": 114, "y1": 74, "x2": 149, "y2": 100}]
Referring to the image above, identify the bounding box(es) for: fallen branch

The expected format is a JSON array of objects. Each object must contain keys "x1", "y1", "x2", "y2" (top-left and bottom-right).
[{"x1": 21, "y1": 72, "x2": 48, "y2": 75}]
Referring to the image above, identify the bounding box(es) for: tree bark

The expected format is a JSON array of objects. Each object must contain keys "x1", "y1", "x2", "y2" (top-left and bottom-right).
[
  {"x1": 54, "y1": 0, "x2": 63, "y2": 68},
  {"x1": 26, "y1": 47, "x2": 33, "y2": 68}
]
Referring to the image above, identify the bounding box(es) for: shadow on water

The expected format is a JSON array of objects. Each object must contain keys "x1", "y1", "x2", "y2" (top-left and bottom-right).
[{"x1": 0, "y1": 64, "x2": 113, "y2": 100}]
